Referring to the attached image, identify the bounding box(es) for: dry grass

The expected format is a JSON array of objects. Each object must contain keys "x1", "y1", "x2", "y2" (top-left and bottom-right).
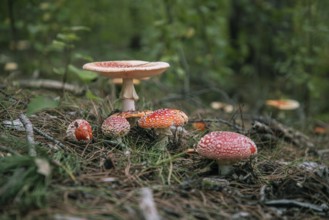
[{"x1": 0, "y1": 86, "x2": 329, "y2": 220}]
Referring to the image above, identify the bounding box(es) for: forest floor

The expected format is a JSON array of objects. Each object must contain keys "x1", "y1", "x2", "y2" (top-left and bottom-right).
[{"x1": 0, "y1": 83, "x2": 329, "y2": 220}]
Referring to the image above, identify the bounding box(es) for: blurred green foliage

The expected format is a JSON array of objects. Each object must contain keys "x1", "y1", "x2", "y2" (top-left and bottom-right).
[
  {"x1": 1, "y1": 0, "x2": 329, "y2": 118},
  {"x1": 0, "y1": 156, "x2": 51, "y2": 210},
  {"x1": 26, "y1": 95, "x2": 59, "y2": 115}
]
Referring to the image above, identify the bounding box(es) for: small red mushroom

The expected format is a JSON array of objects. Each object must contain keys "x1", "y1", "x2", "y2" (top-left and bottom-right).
[
  {"x1": 66, "y1": 119, "x2": 93, "y2": 142},
  {"x1": 192, "y1": 121, "x2": 207, "y2": 131},
  {"x1": 101, "y1": 116, "x2": 130, "y2": 143},
  {"x1": 196, "y1": 131, "x2": 257, "y2": 176},
  {"x1": 138, "y1": 108, "x2": 188, "y2": 149}
]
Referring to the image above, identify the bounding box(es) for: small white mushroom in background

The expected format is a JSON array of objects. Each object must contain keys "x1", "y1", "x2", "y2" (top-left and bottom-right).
[
  {"x1": 196, "y1": 131, "x2": 257, "y2": 176},
  {"x1": 66, "y1": 119, "x2": 93, "y2": 143},
  {"x1": 210, "y1": 101, "x2": 234, "y2": 113},
  {"x1": 4, "y1": 62, "x2": 18, "y2": 71},
  {"x1": 101, "y1": 115, "x2": 130, "y2": 143}
]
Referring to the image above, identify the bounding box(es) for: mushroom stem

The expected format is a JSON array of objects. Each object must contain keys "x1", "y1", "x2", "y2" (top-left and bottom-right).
[
  {"x1": 154, "y1": 128, "x2": 172, "y2": 150},
  {"x1": 121, "y1": 78, "x2": 139, "y2": 111},
  {"x1": 154, "y1": 135, "x2": 169, "y2": 150},
  {"x1": 217, "y1": 163, "x2": 233, "y2": 176},
  {"x1": 104, "y1": 138, "x2": 126, "y2": 149},
  {"x1": 122, "y1": 99, "x2": 135, "y2": 112}
]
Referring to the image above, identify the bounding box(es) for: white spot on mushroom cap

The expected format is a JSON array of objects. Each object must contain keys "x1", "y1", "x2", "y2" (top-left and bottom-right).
[{"x1": 196, "y1": 131, "x2": 257, "y2": 165}]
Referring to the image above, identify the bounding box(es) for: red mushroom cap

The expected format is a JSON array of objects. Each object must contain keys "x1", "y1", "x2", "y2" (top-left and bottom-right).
[
  {"x1": 66, "y1": 119, "x2": 93, "y2": 142},
  {"x1": 265, "y1": 99, "x2": 300, "y2": 110},
  {"x1": 196, "y1": 131, "x2": 257, "y2": 164},
  {"x1": 101, "y1": 116, "x2": 130, "y2": 138},
  {"x1": 192, "y1": 121, "x2": 207, "y2": 131},
  {"x1": 138, "y1": 108, "x2": 188, "y2": 129}
]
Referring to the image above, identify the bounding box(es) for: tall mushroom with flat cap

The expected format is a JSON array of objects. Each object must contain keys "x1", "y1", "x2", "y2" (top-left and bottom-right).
[
  {"x1": 196, "y1": 131, "x2": 257, "y2": 176},
  {"x1": 138, "y1": 108, "x2": 188, "y2": 149},
  {"x1": 83, "y1": 60, "x2": 170, "y2": 111}
]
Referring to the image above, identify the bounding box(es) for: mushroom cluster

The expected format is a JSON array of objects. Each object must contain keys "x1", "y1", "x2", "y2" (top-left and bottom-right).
[{"x1": 63, "y1": 59, "x2": 259, "y2": 180}]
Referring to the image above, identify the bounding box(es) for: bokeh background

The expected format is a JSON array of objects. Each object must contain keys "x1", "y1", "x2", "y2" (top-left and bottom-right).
[{"x1": 1, "y1": 0, "x2": 329, "y2": 120}]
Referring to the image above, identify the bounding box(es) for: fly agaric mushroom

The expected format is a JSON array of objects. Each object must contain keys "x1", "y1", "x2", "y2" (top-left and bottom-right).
[
  {"x1": 101, "y1": 115, "x2": 130, "y2": 143},
  {"x1": 196, "y1": 131, "x2": 257, "y2": 176},
  {"x1": 111, "y1": 110, "x2": 154, "y2": 126},
  {"x1": 83, "y1": 60, "x2": 170, "y2": 111},
  {"x1": 265, "y1": 99, "x2": 300, "y2": 110},
  {"x1": 112, "y1": 110, "x2": 153, "y2": 118},
  {"x1": 138, "y1": 108, "x2": 188, "y2": 149},
  {"x1": 66, "y1": 119, "x2": 93, "y2": 142},
  {"x1": 192, "y1": 121, "x2": 208, "y2": 131}
]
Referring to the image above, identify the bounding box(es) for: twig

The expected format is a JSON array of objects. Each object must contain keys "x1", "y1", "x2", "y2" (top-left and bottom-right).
[
  {"x1": 19, "y1": 113, "x2": 37, "y2": 157},
  {"x1": 33, "y1": 127, "x2": 66, "y2": 150},
  {"x1": 0, "y1": 88, "x2": 21, "y2": 103},
  {"x1": 139, "y1": 187, "x2": 161, "y2": 220},
  {"x1": 252, "y1": 116, "x2": 314, "y2": 148},
  {"x1": 259, "y1": 185, "x2": 267, "y2": 203},
  {"x1": 264, "y1": 199, "x2": 328, "y2": 212},
  {"x1": 1, "y1": 88, "x2": 66, "y2": 151},
  {"x1": 15, "y1": 79, "x2": 85, "y2": 95},
  {"x1": 7, "y1": 0, "x2": 17, "y2": 49}
]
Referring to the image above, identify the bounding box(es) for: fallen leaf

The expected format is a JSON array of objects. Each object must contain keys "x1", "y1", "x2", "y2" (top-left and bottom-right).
[{"x1": 35, "y1": 158, "x2": 51, "y2": 177}]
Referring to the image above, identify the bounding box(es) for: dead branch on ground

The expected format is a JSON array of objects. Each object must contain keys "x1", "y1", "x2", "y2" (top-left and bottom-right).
[
  {"x1": 19, "y1": 113, "x2": 37, "y2": 157},
  {"x1": 15, "y1": 79, "x2": 85, "y2": 95}
]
